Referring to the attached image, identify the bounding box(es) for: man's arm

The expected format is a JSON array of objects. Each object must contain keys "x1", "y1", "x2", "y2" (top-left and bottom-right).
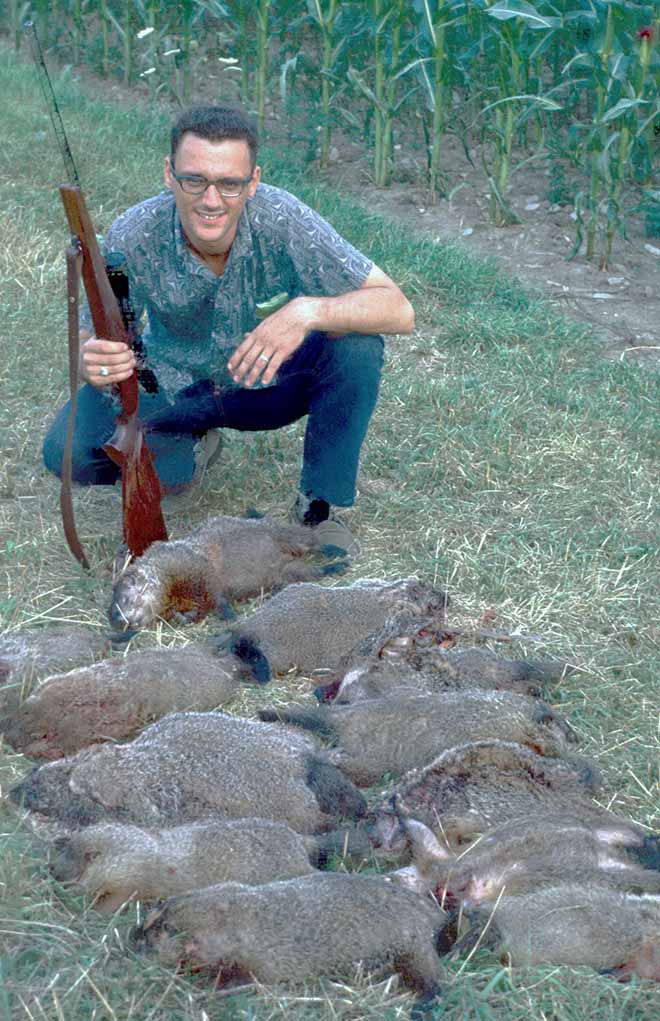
[{"x1": 228, "y1": 264, "x2": 414, "y2": 388}]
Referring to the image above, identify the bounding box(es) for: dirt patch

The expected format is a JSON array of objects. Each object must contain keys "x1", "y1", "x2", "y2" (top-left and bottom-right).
[{"x1": 315, "y1": 132, "x2": 660, "y2": 368}]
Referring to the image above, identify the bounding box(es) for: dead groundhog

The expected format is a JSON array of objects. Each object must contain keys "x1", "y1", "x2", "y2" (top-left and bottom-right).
[
  {"x1": 448, "y1": 883, "x2": 660, "y2": 980},
  {"x1": 259, "y1": 689, "x2": 578, "y2": 786},
  {"x1": 318, "y1": 641, "x2": 570, "y2": 704},
  {"x1": 213, "y1": 577, "x2": 449, "y2": 683},
  {"x1": 10, "y1": 711, "x2": 366, "y2": 834},
  {"x1": 49, "y1": 818, "x2": 318, "y2": 912},
  {"x1": 132, "y1": 872, "x2": 446, "y2": 1009},
  {"x1": 0, "y1": 626, "x2": 109, "y2": 711},
  {"x1": 108, "y1": 514, "x2": 348, "y2": 633},
  {"x1": 324, "y1": 739, "x2": 604, "y2": 857},
  {"x1": 397, "y1": 815, "x2": 660, "y2": 906},
  {"x1": 360, "y1": 739, "x2": 604, "y2": 856},
  {"x1": 0, "y1": 643, "x2": 263, "y2": 760}
]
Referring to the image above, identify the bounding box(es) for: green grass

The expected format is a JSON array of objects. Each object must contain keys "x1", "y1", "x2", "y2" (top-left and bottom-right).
[{"x1": 1, "y1": 40, "x2": 659, "y2": 1021}]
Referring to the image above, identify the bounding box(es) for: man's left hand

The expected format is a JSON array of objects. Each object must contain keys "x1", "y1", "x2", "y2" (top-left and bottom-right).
[{"x1": 228, "y1": 298, "x2": 313, "y2": 387}]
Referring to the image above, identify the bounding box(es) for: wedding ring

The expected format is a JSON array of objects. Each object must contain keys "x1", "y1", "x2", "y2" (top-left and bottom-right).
[
  {"x1": 258, "y1": 353, "x2": 270, "y2": 363},
  {"x1": 99, "y1": 366, "x2": 110, "y2": 377}
]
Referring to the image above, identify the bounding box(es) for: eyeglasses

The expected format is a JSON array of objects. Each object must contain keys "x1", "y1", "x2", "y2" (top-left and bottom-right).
[{"x1": 170, "y1": 164, "x2": 254, "y2": 198}]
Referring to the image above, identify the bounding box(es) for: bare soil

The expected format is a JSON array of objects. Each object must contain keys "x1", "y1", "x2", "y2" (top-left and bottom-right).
[{"x1": 316, "y1": 131, "x2": 660, "y2": 368}]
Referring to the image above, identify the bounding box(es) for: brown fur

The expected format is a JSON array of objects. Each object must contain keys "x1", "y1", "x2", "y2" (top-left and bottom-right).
[
  {"x1": 259, "y1": 690, "x2": 578, "y2": 786},
  {"x1": 0, "y1": 626, "x2": 109, "y2": 711},
  {"x1": 367, "y1": 740, "x2": 603, "y2": 854},
  {"x1": 0, "y1": 645, "x2": 255, "y2": 760},
  {"x1": 215, "y1": 577, "x2": 449, "y2": 679},
  {"x1": 133, "y1": 872, "x2": 446, "y2": 1002},
  {"x1": 108, "y1": 515, "x2": 347, "y2": 631},
  {"x1": 50, "y1": 819, "x2": 316, "y2": 912},
  {"x1": 399, "y1": 816, "x2": 660, "y2": 906},
  {"x1": 9, "y1": 711, "x2": 366, "y2": 834},
  {"x1": 326, "y1": 644, "x2": 568, "y2": 704},
  {"x1": 455, "y1": 884, "x2": 660, "y2": 978}
]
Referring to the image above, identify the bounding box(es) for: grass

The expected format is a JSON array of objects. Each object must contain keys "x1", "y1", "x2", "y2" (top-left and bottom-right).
[{"x1": 1, "y1": 38, "x2": 659, "y2": 1021}]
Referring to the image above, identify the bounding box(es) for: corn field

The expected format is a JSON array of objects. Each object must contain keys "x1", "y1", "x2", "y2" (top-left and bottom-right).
[{"x1": 4, "y1": 0, "x2": 659, "y2": 267}]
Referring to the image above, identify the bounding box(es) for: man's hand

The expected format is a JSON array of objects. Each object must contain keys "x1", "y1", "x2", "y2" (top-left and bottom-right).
[
  {"x1": 81, "y1": 334, "x2": 136, "y2": 388},
  {"x1": 227, "y1": 265, "x2": 414, "y2": 389},
  {"x1": 228, "y1": 298, "x2": 312, "y2": 387}
]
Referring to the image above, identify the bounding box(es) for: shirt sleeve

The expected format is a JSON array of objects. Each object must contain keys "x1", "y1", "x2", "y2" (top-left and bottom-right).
[{"x1": 278, "y1": 190, "x2": 373, "y2": 298}]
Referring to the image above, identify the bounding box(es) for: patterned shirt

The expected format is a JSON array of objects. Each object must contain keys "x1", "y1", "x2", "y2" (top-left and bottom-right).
[{"x1": 83, "y1": 183, "x2": 373, "y2": 397}]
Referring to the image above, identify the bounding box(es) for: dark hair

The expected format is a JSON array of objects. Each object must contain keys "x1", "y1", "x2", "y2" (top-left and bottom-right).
[{"x1": 170, "y1": 106, "x2": 259, "y2": 167}]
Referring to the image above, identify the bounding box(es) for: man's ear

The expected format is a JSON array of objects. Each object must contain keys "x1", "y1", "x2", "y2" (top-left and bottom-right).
[
  {"x1": 164, "y1": 155, "x2": 173, "y2": 190},
  {"x1": 248, "y1": 165, "x2": 261, "y2": 198}
]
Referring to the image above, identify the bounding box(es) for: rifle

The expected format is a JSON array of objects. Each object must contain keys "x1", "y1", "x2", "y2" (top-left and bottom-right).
[{"x1": 27, "y1": 22, "x2": 168, "y2": 564}]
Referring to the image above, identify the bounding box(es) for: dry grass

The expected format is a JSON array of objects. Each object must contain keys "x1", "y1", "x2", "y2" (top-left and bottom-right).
[{"x1": 0, "y1": 39, "x2": 659, "y2": 1021}]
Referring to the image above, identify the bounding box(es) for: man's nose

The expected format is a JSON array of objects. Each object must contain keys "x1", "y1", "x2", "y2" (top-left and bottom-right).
[{"x1": 202, "y1": 183, "x2": 225, "y2": 205}]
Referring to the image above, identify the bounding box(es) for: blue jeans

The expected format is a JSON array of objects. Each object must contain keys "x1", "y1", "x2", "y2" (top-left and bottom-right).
[{"x1": 43, "y1": 331, "x2": 384, "y2": 507}]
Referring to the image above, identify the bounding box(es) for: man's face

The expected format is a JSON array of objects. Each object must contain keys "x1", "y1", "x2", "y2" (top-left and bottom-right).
[{"x1": 164, "y1": 133, "x2": 260, "y2": 259}]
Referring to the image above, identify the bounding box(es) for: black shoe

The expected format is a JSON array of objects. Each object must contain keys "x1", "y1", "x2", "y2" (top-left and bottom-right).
[{"x1": 291, "y1": 492, "x2": 360, "y2": 556}]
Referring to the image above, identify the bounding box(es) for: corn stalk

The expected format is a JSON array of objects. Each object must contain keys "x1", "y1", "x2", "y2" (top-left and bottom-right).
[
  {"x1": 307, "y1": 0, "x2": 340, "y2": 169},
  {"x1": 483, "y1": 1, "x2": 561, "y2": 225},
  {"x1": 255, "y1": 0, "x2": 272, "y2": 130}
]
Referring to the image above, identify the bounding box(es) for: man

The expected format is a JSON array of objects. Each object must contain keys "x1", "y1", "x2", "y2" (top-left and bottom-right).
[{"x1": 43, "y1": 106, "x2": 414, "y2": 543}]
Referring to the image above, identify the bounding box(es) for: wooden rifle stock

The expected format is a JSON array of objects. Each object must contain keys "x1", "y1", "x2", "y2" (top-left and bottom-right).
[{"x1": 60, "y1": 185, "x2": 168, "y2": 558}]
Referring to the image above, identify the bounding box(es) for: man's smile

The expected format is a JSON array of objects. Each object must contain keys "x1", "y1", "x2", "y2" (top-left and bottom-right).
[{"x1": 196, "y1": 209, "x2": 226, "y2": 223}]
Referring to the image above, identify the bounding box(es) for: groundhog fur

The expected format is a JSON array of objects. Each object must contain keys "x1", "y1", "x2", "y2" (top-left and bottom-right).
[
  {"x1": 258, "y1": 689, "x2": 578, "y2": 786},
  {"x1": 449, "y1": 883, "x2": 660, "y2": 979},
  {"x1": 9, "y1": 711, "x2": 366, "y2": 834},
  {"x1": 261, "y1": 741, "x2": 604, "y2": 864},
  {"x1": 212, "y1": 577, "x2": 450, "y2": 683},
  {"x1": 350, "y1": 740, "x2": 604, "y2": 857},
  {"x1": 132, "y1": 872, "x2": 446, "y2": 1007},
  {"x1": 49, "y1": 818, "x2": 321, "y2": 912},
  {"x1": 108, "y1": 514, "x2": 348, "y2": 632},
  {"x1": 318, "y1": 642, "x2": 570, "y2": 704},
  {"x1": 398, "y1": 815, "x2": 660, "y2": 907},
  {"x1": 0, "y1": 626, "x2": 109, "y2": 711},
  {"x1": 0, "y1": 644, "x2": 263, "y2": 760}
]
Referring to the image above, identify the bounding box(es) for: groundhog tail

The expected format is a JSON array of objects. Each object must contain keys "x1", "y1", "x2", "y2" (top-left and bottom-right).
[
  {"x1": 258, "y1": 707, "x2": 338, "y2": 742},
  {"x1": 305, "y1": 755, "x2": 367, "y2": 820},
  {"x1": 631, "y1": 833, "x2": 660, "y2": 872},
  {"x1": 211, "y1": 633, "x2": 271, "y2": 684}
]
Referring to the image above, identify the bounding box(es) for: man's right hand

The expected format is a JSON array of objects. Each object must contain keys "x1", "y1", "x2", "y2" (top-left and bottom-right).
[{"x1": 81, "y1": 334, "x2": 136, "y2": 388}]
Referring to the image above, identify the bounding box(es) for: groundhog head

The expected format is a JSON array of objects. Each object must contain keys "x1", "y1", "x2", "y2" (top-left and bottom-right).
[
  {"x1": 108, "y1": 561, "x2": 162, "y2": 631},
  {"x1": 9, "y1": 760, "x2": 102, "y2": 827},
  {"x1": 396, "y1": 578, "x2": 450, "y2": 618}
]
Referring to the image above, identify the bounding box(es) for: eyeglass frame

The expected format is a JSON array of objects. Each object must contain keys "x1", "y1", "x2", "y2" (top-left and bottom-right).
[{"x1": 169, "y1": 162, "x2": 255, "y2": 198}]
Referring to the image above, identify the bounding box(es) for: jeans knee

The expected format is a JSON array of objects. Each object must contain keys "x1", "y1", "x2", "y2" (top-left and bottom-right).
[
  {"x1": 42, "y1": 424, "x2": 119, "y2": 486},
  {"x1": 326, "y1": 333, "x2": 384, "y2": 401}
]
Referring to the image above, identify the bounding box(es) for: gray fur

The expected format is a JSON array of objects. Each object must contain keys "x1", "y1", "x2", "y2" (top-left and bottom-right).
[
  {"x1": 259, "y1": 690, "x2": 578, "y2": 786},
  {"x1": 367, "y1": 740, "x2": 604, "y2": 854},
  {"x1": 455, "y1": 884, "x2": 660, "y2": 977},
  {"x1": 50, "y1": 818, "x2": 316, "y2": 912},
  {"x1": 9, "y1": 711, "x2": 366, "y2": 834},
  {"x1": 0, "y1": 645, "x2": 253, "y2": 759},
  {"x1": 400, "y1": 814, "x2": 660, "y2": 906},
  {"x1": 215, "y1": 577, "x2": 449, "y2": 678},
  {"x1": 331, "y1": 645, "x2": 569, "y2": 704},
  {"x1": 0, "y1": 626, "x2": 109, "y2": 711},
  {"x1": 109, "y1": 515, "x2": 347, "y2": 631},
  {"x1": 133, "y1": 872, "x2": 446, "y2": 1001}
]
